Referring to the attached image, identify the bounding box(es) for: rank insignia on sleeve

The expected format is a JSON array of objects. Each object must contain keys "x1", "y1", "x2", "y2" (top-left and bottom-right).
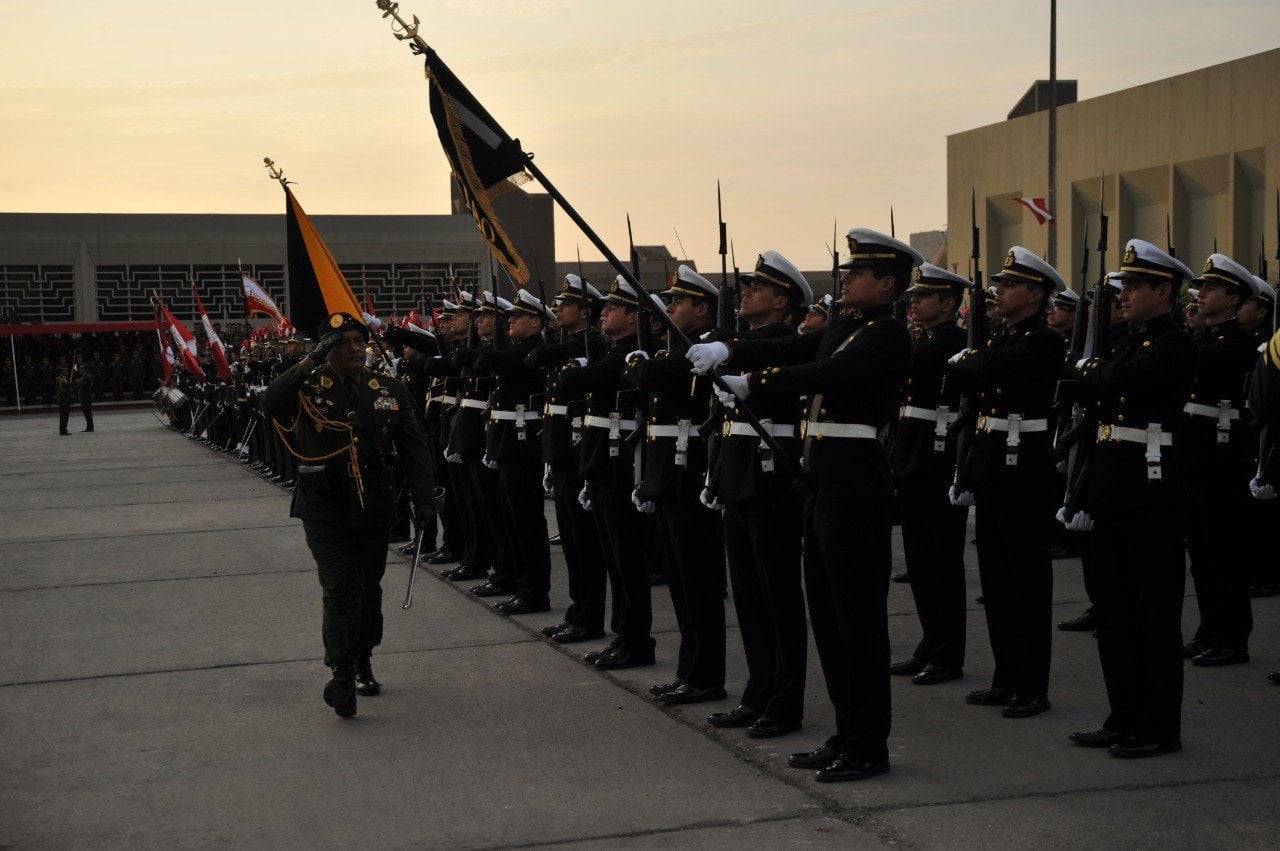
[{"x1": 368, "y1": 378, "x2": 380, "y2": 390}]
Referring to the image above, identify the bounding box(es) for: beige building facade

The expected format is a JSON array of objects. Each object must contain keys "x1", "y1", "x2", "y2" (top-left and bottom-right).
[{"x1": 948, "y1": 48, "x2": 1280, "y2": 293}]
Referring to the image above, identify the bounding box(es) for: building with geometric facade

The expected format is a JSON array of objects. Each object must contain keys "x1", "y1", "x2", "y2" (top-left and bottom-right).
[{"x1": 947, "y1": 47, "x2": 1280, "y2": 293}]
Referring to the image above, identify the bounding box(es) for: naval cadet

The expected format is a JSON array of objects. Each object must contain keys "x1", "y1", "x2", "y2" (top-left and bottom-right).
[
  {"x1": 690, "y1": 230, "x2": 920, "y2": 783},
  {"x1": 1067, "y1": 239, "x2": 1197, "y2": 758},
  {"x1": 1240, "y1": 278, "x2": 1278, "y2": 599},
  {"x1": 950, "y1": 246, "x2": 1065, "y2": 719},
  {"x1": 260, "y1": 312, "x2": 436, "y2": 718}
]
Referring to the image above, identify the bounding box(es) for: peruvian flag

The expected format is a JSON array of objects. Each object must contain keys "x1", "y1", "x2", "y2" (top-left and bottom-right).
[
  {"x1": 152, "y1": 301, "x2": 175, "y2": 384},
  {"x1": 192, "y1": 283, "x2": 230, "y2": 381},
  {"x1": 1013, "y1": 197, "x2": 1054, "y2": 225},
  {"x1": 157, "y1": 296, "x2": 206, "y2": 381},
  {"x1": 243, "y1": 272, "x2": 285, "y2": 324}
]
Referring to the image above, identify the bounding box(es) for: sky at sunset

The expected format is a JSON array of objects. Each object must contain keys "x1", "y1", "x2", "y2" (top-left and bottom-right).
[{"x1": 2, "y1": 0, "x2": 1278, "y2": 269}]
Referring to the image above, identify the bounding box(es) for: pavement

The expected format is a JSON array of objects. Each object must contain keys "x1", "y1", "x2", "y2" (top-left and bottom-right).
[{"x1": 1, "y1": 408, "x2": 1278, "y2": 849}]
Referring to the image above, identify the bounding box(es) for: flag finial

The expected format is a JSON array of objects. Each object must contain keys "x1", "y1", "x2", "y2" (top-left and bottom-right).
[
  {"x1": 263, "y1": 157, "x2": 291, "y2": 188},
  {"x1": 376, "y1": 1, "x2": 421, "y2": 42}
]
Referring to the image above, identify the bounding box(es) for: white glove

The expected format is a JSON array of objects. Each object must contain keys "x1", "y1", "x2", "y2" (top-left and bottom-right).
[
  {"x1": 542, "y1": 464, "x2": 554, "y2": 496},
  {"x1": 1075, "y1": 357, "x2": 1090, "y2": 370},
  {"x1": 443, "y1": 446, "x2": 462, "y2": 464},
  {"x1": 482, "y1": 453, "x2": 498, "y2": 470},
  {"x1": 631, "y1": 486, "x2": 655, "y2": 514},
  {"x1": 686, "y1": 341, "x2": 730, "y2": 374},
  {"x1": 699, "y1": 486, "x2": 722, "y2": 511},
  {"x1": 947, "y1": 349, "x2": 975, "y2": 366},
  {"x1": 625, "y1": 350, "x2": 650, "y2": 365},
  {"x1": 577, "y1": 484, "x2": 593, "y2": 511},
  {"x1": 571, "y1": 357, "x2": 588, "y2": 367},
  {"x1": 362, "y1": 312, "x2": 383, "y2": 331},
  {"x1": 714, "y1": 374, "x2": 750, "y2": 407},
  {"x1": 1250, "y1": 476, "x2": 1277, "y2": 500},
  {"x1": 948, "y1": 485, "x2": 975, "y2": 507},
  {"x1": 1056, "y1": 505, "x2": 1095, "y2": 532}
]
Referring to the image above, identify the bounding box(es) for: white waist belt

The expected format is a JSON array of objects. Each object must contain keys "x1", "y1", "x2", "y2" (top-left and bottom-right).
[
  {"x1": 646, "y1": 424, "x2": 702, "y2": 439},
  {"x1": 584, "y1": 414, "x2": 637, "y2": 432},
  {"x1": 440, "y1": 395, "x2": 458, "y2": 406},
  {"x1": 979, "y1": 415, "x2": 1049, "y2": 433},
  {"x1": 802, "y1": 421, "x2": 878, "y2": 440},
  {"x1": 544, "y1": 404, "x2": 569, "y2": 416},
  {"x1": 1097, "y1": 423, "x2": 1173, "y2": 481},
  {"x1": 900, "y1": 405, "x2": 959, "y2": 424},
  {"x1": 489, "y1": 409, "x2": 541, "y2": 422},
  {"x1": 727, "y1": 421, "x2": 797, "y2": 438},
  {"x1": 460, "y1": 398, "x2": 489, "y2": 410},
  {"x1": 1183, "y1": 402, "x2": 1240, "y2": 420}
]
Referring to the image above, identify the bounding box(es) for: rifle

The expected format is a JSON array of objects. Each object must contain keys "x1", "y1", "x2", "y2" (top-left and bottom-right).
[
  {"x1": 628, "y1": 215, "x2": 655, "y2": 354},
  {"x1": 830, "y1": 220, "x2": 840, "y2": 310},
  {"x1": 490, "y1": 263, "x2": 508, "y2": 350},
  {"x1": 1053, "y1": 216, "x2": 1092, "y2": 458},
  {"x1": 949, "y1": 188, "x2": 988, "y2": 493},
  {"x1": 575, "y1": 245, "x2": 596, "y2": 363},
  {"x1": 1060, "y1": 175, "x2": 1112, "y2": 521},
  {"x1": 696, "y1": 184, "x2": 734, "y2": 443}
]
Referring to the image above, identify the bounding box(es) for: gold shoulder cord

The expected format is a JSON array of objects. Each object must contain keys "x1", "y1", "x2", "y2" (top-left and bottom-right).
[{"x1": 272, "y1": 390, "x2": 367, "y2": 509}]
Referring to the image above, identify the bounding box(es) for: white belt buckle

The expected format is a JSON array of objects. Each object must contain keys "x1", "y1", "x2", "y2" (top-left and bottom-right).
[
  {"x1": 1216, "y1": 400, "x2": 1231, "y2": 444},
  {"x1": 1005, "y1": 413, "x2": 1022, "y2": 466},
  {"x1": 516, "y1": 404, "x2": 527, "y2": 442},
  {"x1": 759, "y1": 418, "x2": 775, "y2": 472},
  {"x1": 608, "y1": 412, "x2": 621, "y2": 457},
  {"x1": 934, "y1": 405, "x2": 950, "y2": 453},
  {"x1": 675, "y1": 418, "x2": 691, "y2": 467},
  {"x1": 1145, "y1": 423, "x2": 1163, "y2": 481}
]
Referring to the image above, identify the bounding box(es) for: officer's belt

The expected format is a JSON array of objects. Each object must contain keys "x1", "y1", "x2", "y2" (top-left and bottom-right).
[
  {"x1": 646, "y1": 423, "x2": 702, "y2": 438},
  {"x1": 900, "y1": 405, "x2": 959, "y2": 424},
  {"x1": 440, "y1": 394, "x2": 459, "y2": 406},
  {"x1": 490, "y1": 409, "x2": 541, "y2": 421},
  {"x1": 977, "y1": 415, "x2": 1049, "y2": 433},
  {"x1": 1097, "y1": 423, "x2": 1174, "y2": 481},
  {"x1": 460, "y1": 398, "x2": 490, "y2": 410},
  {"x1": 726, "y1": 421, "x2": 797, "y2": 438},
  {"x1": 584, "y1": 414, "x2": 637, "y2": 432},
  {"x1": 1182, "y1": 402, "x2": 1240, "y2": 419},
  {"x1": 800, "y1": 421, "x2": 877, "y2": 440},
  {"x1": 544, "y1": 404, "x2": 569, "y2": 416}
]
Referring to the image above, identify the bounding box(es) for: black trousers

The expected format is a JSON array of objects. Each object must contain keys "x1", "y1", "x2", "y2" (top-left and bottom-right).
[
  {"x1": 973, "y1": 477, "x2": 1055, "y2": 698},
  {"x1": 80, "y1": 400, "x2": 94, "y2": 431},
  {"x1": 724, "y1": 492, "x2": 805, "y2": 722},
  {"x1": 58, "y1": 401, "x2": 71, "y2": 433},
  {"x1": 498, "y1": 444, "x2": 552, "y2": 603},
  {"x1": 590, "y1": 475, "x2": 653, "y2": 654},
  {"x1": 805, "y1": 499, "x2": 893, "y2": 764},
  {"x1": 1246, "y1": 495, "x2": 1279, "y2": 588},
  {"x1": 433, "y1": 444, "x2": 464, "y2": 557},
  {"x1": 897, "y1": 471, "x2": 968, "y2": 669},
  {"x1": 1186, "y1": 465, "x2": 1253, "y2": 651},
  {"x1": 468, "y1": 457, "x2": 517, "y2": 586},
  {"x1": 446, "y1": 456, "x2": 484, "y2": 569},
  {"x1": 551, "y1": 461, "x2": 606, "y2": 632},
  {"x1": 656, "y1": 488, "x2": 725, "y2": 689},
  {"x1": 1091, "y1": 509, "x2": 1186, "y2": 744},
  {"x1": 302, "y1": 520, "x2": 391, "y2": 666}
]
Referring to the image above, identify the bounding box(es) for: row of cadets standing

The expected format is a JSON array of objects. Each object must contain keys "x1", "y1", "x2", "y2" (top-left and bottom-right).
[
  {"x1": 622, "y1": 266, "x2": 727, "y2": 705},
  {"x1": 705, "y1": 252, "x2": 811, "y2": 737},
  {"x1": 528, "y1": 276, "x2": 609, "y2": 644},
  {"x1": 687, "y1": 229, "x2": 921, "y2": 783}
]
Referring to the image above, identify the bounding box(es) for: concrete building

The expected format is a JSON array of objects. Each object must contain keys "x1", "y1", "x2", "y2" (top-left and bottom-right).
[
  {"x1": 948, "y1": 48, "x2": 1280, "y2": 292},
  {"x1": 0, "y1": 181, "x2": 556, "y2": 327}
]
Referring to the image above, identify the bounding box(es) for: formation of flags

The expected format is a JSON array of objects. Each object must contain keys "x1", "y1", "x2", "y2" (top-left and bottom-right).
[{"x1": 192, "y1": 284, "x2": 231, "y2": 381}]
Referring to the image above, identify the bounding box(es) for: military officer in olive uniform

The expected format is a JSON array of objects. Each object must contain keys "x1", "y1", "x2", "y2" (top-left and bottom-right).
[
  {"x1": 56, "y1": 365, "x2": 73, "y2": 435},
  {"x1": 261, "y1": 312, "x2": 436, "y2": 718},
  {"x1": 1066, "y1": 239, "x2": 1197, "y2": 758}
]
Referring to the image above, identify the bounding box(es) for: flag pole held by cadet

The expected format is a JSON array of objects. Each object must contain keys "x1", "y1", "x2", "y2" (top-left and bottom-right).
[{"x1": 376, "y1": 0, "x2": 814, "y2": 496}]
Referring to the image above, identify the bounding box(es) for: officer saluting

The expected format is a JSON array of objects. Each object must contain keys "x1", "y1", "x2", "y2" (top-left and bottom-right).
[
  {"x1": 261, "y1": 312, "x2": 436, "y2": 718},
  {"x1": 1067, "y1": 239, "x2": 1197, "y2": 757}
]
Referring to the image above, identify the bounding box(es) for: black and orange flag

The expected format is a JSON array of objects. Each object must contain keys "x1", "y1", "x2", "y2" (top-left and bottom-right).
[{"x1": 266, "y1": 160, "x2": 364, "y2": 336}]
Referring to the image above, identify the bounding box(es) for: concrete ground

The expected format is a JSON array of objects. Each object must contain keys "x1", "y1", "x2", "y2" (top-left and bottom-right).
[{"x1": 1, "y1": 409, "x2": 1277, "y2": 849}]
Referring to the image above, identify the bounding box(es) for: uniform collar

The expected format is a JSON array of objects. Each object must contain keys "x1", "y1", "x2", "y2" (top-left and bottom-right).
[
  {"x1": 1009, "y1": 312, "x2": 1047, "y2": 334},
  {"x1": 1204, "y1": 316, "x2": 1239, "y2": 336},
  {"x1": 923, "y1": 318, "x2": 958, "y2": 338},
  {"x1": 1132, "y1": 312, "x2": 1175, "y2": 338},
  {"x1": 839, "y1": 301, "x2": 894, "y2": 324}
]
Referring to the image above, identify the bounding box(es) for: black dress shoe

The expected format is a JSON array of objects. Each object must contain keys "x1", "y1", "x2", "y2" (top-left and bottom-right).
[
  {"x1": 974, "y1": 595, "x2": 985, "y2": 605},
  {"x1": 1002, "y1": 695, "x2": 1051, "y2": 718},
  {"x1": 788, "y1": 744, "x2": 837, "y2": 769},
  {"x1": 427, "y1": 549, "x2": 458, "y2": 565},
  {"x1": 584, "y1": 641, "x2": 621, "y2": 665},
  {"x1": 889, "y1": 658, "x2": 926, "y2": 676},
  {"x1": 707, "y1": 705, "x2": 760, "y2": 728},
  {"x1": 541, "y1": 621, "x2": 570, "y2": 637},
  {"x1": 397, "y1": 541, "x2": 418, "y2": 556},
  {"x1": 1182, "y1": 639, "x2": 1209, "y2": 659},
  {"x1": 595, "y1": 649, "x2": 655, "y2": 670},
  {"x1": 965, "y1": 687, "x2": 1015, "y2": 706},
  {"x1": 59, "y1": 431, "x2": 70, "y2": 436},
  {"x1": 1057, "y1": 608, "x2": 1097, "y2": 631},
  {"x1": 649, "y1": 679, "x2": 684, "y2": 697},
  {"x1": 890, "y1": 571, "x2": 911, "y2": 584},
  {"x1": 746, "y1": 717, "x2": 802, "y2": 738},
  {"x1": 548, "y1": 533, "x2": 561, "y2": 546},
  {"x1": 470, "y1": 581, "x2": 515, "y2": 597},
  {"x1": 323, "y1": 662, "x2": 357, "y2": 718},
  {"x1": 1267, "y1": 671, "x2": 1279, "y2": 685},
  {"x1": 815, "y1": 757, "x2": 890, "y2": 783},
  {"x1": 912, "y1": 664, "x2": 962, "y2": 685},
  {"x1": 552, "y1": 625, "x2": 605, "y2": 644},
  {"x1": 1248, "y1": 583, "x2": 1278, "y2": 598},
  {"x1": 1192, "y1": 647, "x2": 1249, "y2": 667},
  {"x1": 444, "y1": 564, "x2": 488, "y2": 582},
  {"x1": 1108, "y1": 737, "x2": 1182, "y2": 759},
  {"x1": 648, "y1": 572, "x2": 667, "y2": 587},
  {"x1": 494, "y1": 596, "x2": 551, "y2": 615},
  {"x1": 1069, "y1": 728, "x2": 1126, "y2": 748},
  {"x1": 354, "y1": 656, "x2": 381, "y2": 696},
  {"x1": 661, "y1": 684, "x2": 727, "y2": 705}
]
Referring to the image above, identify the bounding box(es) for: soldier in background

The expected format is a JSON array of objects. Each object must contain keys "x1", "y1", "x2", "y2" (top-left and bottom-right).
[
  {"x1": 1240, "y1": 278, "x2": 1278, "y2": 599},
  {"x1": 800, "y1": 294, "x2": 832, "y2": 334},
  {"x1": 56, "y1": 364, "x2": 72, "y2": 435},
  {"x1": 76, "y1": 358, "x2": 95, "y2": 432}
]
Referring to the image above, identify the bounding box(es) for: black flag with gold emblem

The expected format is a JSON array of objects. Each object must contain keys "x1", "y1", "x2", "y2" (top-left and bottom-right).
[{"x1": 423, "y1": 47, "x2": 531, "y2": 286}]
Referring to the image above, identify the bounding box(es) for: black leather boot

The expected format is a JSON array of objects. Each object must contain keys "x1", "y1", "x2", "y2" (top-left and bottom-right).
[
  {"x1": 355, "y1": 654, "x2": 382, "y2": 696},
  {"x1": 323, "y1": 660, "x2": 357, "y2": 717}
]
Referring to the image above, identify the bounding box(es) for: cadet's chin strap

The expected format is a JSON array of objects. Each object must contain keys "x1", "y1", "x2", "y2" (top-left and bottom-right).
[{"x1": 273, "y1": 390, "x2": 366, "y2": 509}]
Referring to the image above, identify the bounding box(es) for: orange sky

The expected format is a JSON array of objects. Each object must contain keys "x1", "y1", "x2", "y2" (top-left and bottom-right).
[{"x1": 2, "y1": 0, "x2": 1277, "y2": 268}]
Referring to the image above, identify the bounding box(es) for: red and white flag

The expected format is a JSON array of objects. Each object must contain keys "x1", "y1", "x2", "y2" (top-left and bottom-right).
[
  {"x1": 1013, "y1": 197, "x2": 1054, "y2": 225},
  {"x1": 152, "y1": 301, "x2": 175, "y2": 384},
  {"x1": 243, "y1": 273, "x2": 285, "y2": 324},
  {"x1": 192, "y1": 283, "x2": 231, "y2": 381},
  {"x1": 157, "y1": 297, "x2": 206, "y2": 381}
]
